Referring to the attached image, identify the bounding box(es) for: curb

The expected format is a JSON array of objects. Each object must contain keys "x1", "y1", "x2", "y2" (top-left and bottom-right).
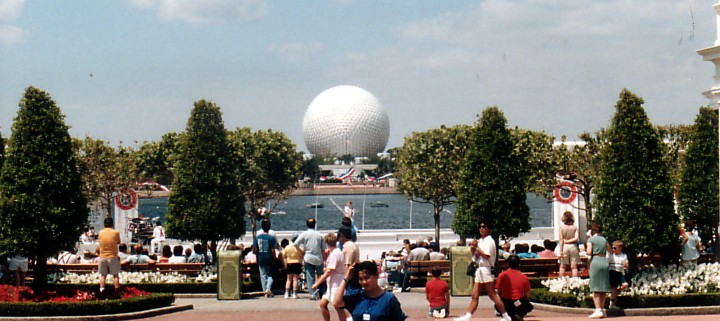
[
  {"x1": 533, "y1": 302, "x2": 720, "y2": 316},
  {"x1": 0, "y1": 304, "x2": 193, "y2": 321}
]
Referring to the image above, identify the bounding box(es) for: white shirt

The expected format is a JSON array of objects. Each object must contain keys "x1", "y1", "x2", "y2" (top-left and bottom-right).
[
  {"x1": 475, "y1": 236, "x2": 497, "y2": 267},
  {"x1": 343, "y1": 205, "x2": 355, "y2": 219},
  {"x1": 153, "y1": 226, "x2": 165, "y2": 241},
  {"x1": 609, "y1": 252, "x2": 628, "y2": 273}
]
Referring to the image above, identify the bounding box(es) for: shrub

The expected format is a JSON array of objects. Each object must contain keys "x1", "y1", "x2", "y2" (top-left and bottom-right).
[{"x1": 0, "y1": 292, "x2": 173, "y2": 316}]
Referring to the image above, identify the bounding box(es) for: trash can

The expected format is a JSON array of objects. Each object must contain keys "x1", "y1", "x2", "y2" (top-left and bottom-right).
[
  {"x1": 217, "y1": 250, "x2": 243, "y2": 300},
  {"x1": 450, "y1": 246, "x2": 473, "y2": 296}
]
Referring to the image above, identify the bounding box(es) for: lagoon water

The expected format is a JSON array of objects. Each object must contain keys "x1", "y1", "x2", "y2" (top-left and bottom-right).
[{"x1": 138, "y1": 193, "x2": 552, "y2": 232}]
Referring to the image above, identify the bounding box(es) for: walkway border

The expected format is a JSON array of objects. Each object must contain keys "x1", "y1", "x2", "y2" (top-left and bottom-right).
[
  {"x1": 533, "y1": 302, "x2": 720, "y2": 316},
  {"x1": 0, "y1": 304, "x2": 193, "y2": 321}
]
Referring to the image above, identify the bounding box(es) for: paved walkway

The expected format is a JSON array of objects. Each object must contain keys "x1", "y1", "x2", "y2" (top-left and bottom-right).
[{"x1": 134, "y1": 292, "x2": 720, "y2": 321}]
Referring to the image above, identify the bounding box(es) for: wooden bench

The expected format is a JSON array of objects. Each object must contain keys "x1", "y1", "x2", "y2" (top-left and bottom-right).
[
  {"x1": 498, "y1": 257, "x2": 588, "y2": 278},
  {"x1": 405, "y1": 260, "x2": 451, "y2": 286},
  {"x1": 47, "y1": 262, "x2": 206, "y2": 277}
]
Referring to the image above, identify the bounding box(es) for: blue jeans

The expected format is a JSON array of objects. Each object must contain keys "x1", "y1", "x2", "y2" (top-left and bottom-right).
[
  {"x1": 304, "y1": 262, "x2": 324, "y2": 297},
  {"x1": 259, "y1": 263, "x2": 274, "y2": 292}
]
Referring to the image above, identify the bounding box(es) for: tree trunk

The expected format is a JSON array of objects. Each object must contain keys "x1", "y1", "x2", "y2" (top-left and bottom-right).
[
  {"x1": 31, "y1": 254, "x2": 48, "y2": 290},
  {"x1": 210, "y1": 240, "x2": 218, "y2": 265},
  {"x1": 433, "y1": 204, "x2": 441, "y2": 247}
]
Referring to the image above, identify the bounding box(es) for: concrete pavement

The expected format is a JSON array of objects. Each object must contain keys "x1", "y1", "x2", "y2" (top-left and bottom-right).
[{"x1": 133, "y1": 291, "x2": 720, "y2": 321}]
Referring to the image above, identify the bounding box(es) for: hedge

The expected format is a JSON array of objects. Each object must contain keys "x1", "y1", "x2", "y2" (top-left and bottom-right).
[
  {"x1": 0, "y1": 292, "x2": 174, "y2": 317},
  {"x1": 531, "y1": 288, "x2": 720, "y2": 309}
]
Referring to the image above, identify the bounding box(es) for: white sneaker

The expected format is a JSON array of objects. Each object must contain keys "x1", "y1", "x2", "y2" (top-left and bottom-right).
[
  {"x1": 292, "y1": 293, "x2": 298, "y2": 299},
  {"x1": 453, "y1": 314, "x2": 471, "y2": 321},
  {"x1": 500, "y1": 315, "x2": 512, "y2": 321},
  {"x1": 284, "y1": 292, "x2": 289, "y2": 299},
  {"x1": 588, "y1": 310, "x2": 605, "y2": 319}
]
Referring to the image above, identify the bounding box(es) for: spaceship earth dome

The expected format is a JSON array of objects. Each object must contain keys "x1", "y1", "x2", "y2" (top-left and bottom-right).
[{"x1": 302, "y1": 85, "x2": 390, "y2": 157}]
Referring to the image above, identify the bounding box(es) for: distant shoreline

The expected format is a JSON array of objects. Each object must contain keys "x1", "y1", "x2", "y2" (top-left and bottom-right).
[{"x1": 138, "y1": 184, "x2": 401, "y2": 198}]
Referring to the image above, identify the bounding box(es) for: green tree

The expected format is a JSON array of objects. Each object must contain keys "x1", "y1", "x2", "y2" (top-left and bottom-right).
[
  {"x1": 0, "y1": 131, "x2": 4, "y2": 169},
  {"x1": 513, "y1": 128, "x2": 554, "y2": 198},
  {"x1": 595, "y1": 89, "x2": 677, "y2": 265},
  {"x1": 76, "y1": 137, "x2": 137, "y2": 218},
  {"x1": 301, "y1": 155, "x2": 322, "y2": 182},
  {"x1": 677, "y1": 107, "x2": 719, "y2": 258},
  {"x1": 453, "y1": 107, "x2": 531, "y2": 242},
  {"x1": 135, "y1": 132, "x2": 180, "y2": 186},
  {"x1": 658, "y1": 124, "x2": 693, "y2": 190},
  {"x1": 229, "y1": 128, "x2": 301, "y2": 240},
  {"x1": 396, "y1": 124, "x2": 472, "y2": 244},
  {"x1": 0, "y1": 87, "x2": 88, "y2": 287},
  {"x1": 166, "y1": 100, "x2": 245, "y2": 264}
]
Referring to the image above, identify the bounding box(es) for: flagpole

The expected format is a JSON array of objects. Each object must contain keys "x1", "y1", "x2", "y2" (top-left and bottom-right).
[{"x1": 409, "y1": 199, "x2": 413, "y2": 229}]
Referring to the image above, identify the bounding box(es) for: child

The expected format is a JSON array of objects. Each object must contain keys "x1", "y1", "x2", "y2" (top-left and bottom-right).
[
  {"x1": 425, "y1": 266, "x2": 450, "y2": 318},
  {"x1": 608, "y1": 240, "x2": 629, "y2": 309}
]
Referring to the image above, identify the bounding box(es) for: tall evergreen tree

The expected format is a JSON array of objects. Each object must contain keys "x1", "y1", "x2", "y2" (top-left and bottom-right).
[
  {"x1": 678, "y1": 107, "x2": 719, "y2": 258},
  {"x1": 0, "y1": 87, "x2": 88, "y2": 287},
  {"x1": 452, "y1": 107, "x2": 530, "y2": 241},
  {"x1": 166, "y1": 100, "x2": 245, "y2": 264},
  {"x1": 0, "y1": 131, "x2": 4, "y2": 169},
  {"x1": 595, "y1": 89, "x2": 677, "y2": 264}
]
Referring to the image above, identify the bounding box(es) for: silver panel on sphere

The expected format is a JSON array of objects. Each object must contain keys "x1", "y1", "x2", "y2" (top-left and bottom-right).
[{"x1": 302, "y1": 85, "x2": 390, "y2": 157}]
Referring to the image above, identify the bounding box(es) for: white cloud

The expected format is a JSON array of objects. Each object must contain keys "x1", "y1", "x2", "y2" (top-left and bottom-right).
[
  {"x1": 269, "y1": 41, "x2": 323, "y2": 63},
  {"x1": 129, "y1": 0, "x2": 268, "y2": 24},
  {"x1": 0, "y1": 24, "x2": 29, "y2": 47},
  {"x1": 0, "y1": 0, "x2": 23, "y2": 21}
]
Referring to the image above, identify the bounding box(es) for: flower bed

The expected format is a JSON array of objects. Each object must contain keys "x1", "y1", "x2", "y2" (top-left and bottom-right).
[
  {"x1": 49, "y1": 265, "x2": 218, "y2": 284},
  {"x1": 0, "y1": 285, "x2": 174, "y2": 316},
  {"x1": 535, "y1": 263, "x2": 720, "y2": 308}
]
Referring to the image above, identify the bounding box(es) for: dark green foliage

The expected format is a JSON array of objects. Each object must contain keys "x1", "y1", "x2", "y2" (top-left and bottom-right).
[
  {"x1": 453, "y1": 107, "x2": 531, "y2": 240},
  {"x1": 0, "y1": 292, "x2": 173, "y2": 316},
  {"x1": 0, "y1": 87, "x2": 88, "y2": 286},
  {"x1": 301, "y1": 155, "x2": 322, "y2": 182},
  {"x1": 595, "y1": 89, "x2": 677, "y2": 258},
  {"x1": 0, "y1": 131, "x2": 4, "y2": 169},
  {"x1": 530, "y1": 288, "x2": 591, "y2": 308},
  {"x1": 678, "y1": 107, "x2": 719, "y2": 258},
  {"x1": 166, "y1": 100, "x2": 245, "y2": 262}
]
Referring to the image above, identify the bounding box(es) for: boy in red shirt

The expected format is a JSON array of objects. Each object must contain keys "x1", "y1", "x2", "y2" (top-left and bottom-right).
[
  {"x1": 425, "y1": 267, "x2": 450, "y2": 318},
  {"x1": 496, "y1": 254, "x2": 533, "y2": 320}
]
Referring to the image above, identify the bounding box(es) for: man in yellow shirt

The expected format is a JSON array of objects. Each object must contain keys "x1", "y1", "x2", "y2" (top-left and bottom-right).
[{"x1": 98, "y1": 217, "x2": 121, "y2": 292}]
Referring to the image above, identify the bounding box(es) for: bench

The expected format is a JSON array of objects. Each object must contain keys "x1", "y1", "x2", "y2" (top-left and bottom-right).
[
  {"x1": 46, "y1": 262, "x2": 206, "y2": 277},
  {"x1": 405, "y1": 260, "x2": 451, "y2": 286},
  {"x1": 498, "y1": 257, "x2": 588, "y2": 278}
]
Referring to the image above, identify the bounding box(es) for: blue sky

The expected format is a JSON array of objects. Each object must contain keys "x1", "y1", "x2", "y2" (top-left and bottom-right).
[{"x1": 0, "y1": 0, "x2": 716, "y2": 152}]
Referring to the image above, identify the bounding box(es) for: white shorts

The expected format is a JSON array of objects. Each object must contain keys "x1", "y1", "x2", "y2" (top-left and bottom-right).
[
  {"x1": 474, "y1": 266, "x2": 493, "y2": 283},
  {"x1": 322, "y1": 285, "x2": 339, "y2": 303},
  {"x1": 8, "y1": 258, "x2": 29, "y2": 272}
]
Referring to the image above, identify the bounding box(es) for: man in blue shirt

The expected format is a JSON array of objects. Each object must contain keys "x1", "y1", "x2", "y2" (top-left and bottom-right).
[{"x1": 254, "y1": 219, "x2": 278, "y2": 297}]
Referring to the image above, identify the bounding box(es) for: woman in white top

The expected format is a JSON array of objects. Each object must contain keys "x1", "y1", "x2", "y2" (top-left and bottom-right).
[{"x1": 680, "y1": 220, "x2": 702, "y2": 265}]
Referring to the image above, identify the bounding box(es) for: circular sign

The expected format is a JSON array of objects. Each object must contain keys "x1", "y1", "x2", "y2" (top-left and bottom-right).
[
  {"x1": 554, "y1": 180, "x2": 577, "y2": 204},
  {"x1": 115, "y1": 188, "x2": 138, "y2": 210}
]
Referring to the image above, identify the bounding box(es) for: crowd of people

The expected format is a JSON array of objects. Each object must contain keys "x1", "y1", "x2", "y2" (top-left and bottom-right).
[{"x1": 1, "y1": 201, "x2": 712, "y2": 321}]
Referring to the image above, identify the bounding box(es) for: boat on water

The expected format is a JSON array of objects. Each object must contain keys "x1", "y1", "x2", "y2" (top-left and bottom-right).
[
  {"x1": 305, "y1": 203, "x2": 324, "y2": 208},
  {"x1": 270, "y1": 210, "x2": 286, "y2": 215},
  {"x1": 369, "y1": 202, "x2": 389, "y2": 208}
]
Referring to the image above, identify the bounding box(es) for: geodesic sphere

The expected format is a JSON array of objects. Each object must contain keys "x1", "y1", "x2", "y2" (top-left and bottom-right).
[{"x1": 302, "y1": 85, "x2": 390, "y2": 157}]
